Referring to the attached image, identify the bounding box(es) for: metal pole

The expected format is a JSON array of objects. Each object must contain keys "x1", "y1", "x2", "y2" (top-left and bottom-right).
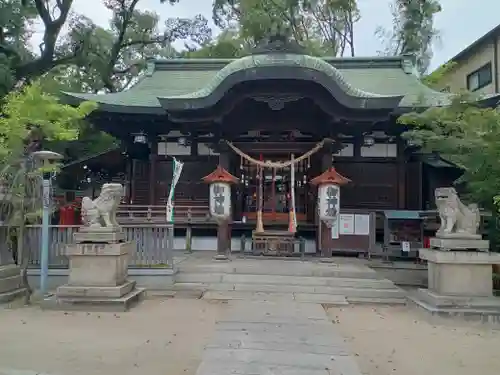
[{"x1": 40, "y1": 176, "x2": 51, "y2": 296}]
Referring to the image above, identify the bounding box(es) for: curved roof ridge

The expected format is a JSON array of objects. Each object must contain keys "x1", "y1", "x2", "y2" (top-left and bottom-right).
[{"x1": 159, "y1": 53, "x2": 398, "y2": 101}]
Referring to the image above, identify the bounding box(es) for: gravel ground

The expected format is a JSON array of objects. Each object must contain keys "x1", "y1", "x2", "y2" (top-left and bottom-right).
[
  {"x1": 0, "y1": 298, "x2": 227, "y2": 375},
  {"x1": 326, "y1": 304, "x2": 500, "y2": 375}
]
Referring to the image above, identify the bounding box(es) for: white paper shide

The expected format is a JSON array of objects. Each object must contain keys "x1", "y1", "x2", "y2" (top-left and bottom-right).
[
  {"x1": 318, "y1": 184, "x2": 340, "y2": 228},
  {"x1": 209, "y1": 181, "x2": 231, "y2": 222}
]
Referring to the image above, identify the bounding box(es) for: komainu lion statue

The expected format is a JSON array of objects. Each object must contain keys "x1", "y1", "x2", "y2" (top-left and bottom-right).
[
  {"x1": 81, "y1": 183, "x2": 124, "y2": 228},
  {"x1": 435, "y1": 187, "x2": 480, "y2": 238}
]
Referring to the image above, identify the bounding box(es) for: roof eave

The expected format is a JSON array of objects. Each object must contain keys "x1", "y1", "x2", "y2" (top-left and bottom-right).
[{"x1": 61, "y1": 92, "x2": 165, "y2": 115}]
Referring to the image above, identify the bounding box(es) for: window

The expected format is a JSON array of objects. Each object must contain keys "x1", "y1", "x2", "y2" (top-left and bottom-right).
[{"x1": 466, "y1": 63, "x2": 493, "y2": 91}]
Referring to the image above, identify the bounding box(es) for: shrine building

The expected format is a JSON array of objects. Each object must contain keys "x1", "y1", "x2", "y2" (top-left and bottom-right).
[{"x1": 60, "y1": 34, "x2": 486, "y2": 255}]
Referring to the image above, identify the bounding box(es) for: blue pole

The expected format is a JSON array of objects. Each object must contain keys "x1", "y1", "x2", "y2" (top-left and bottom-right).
[{"x1": 40, "y1": 177, "x2": 50, "y2": 296}]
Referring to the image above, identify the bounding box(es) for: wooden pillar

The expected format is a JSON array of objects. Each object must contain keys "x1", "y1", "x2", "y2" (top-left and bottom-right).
[
  {"x1": 397, "y1": 139, "x2": 406, "y2": 209},
  {"x1": 321, "y1": 139, "x2": 334, "y2": 170},
  {"x1": 129, "y1": 159, "x2": 137, "y2": 204},
  {"x1": 217, "y1": 143, "x2": 231, "y2": 258},
  {"x1": 148, "y1": 137, "x2": 158, "y2": 206}
]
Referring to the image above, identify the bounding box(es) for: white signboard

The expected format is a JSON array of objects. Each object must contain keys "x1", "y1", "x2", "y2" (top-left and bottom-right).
[
  {"x1": 402, "y1": 241, "x2": 411, "y2": 253},
  {"x1": 331, "y1": 219, "x2": 339, "y2": 239},
  {"x1": 339, "y1": 214, "x2": 355, "y2": 235},
  {"x1": 354, "y1": 214, "x2": 370, "y2": 235},
  {"x1": 209, "y1": 181, "x2": 231, "y2": 221}
]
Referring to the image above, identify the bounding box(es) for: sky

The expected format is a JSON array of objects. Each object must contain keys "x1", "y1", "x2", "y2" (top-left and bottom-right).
[{"x1": 31, "y1": 0, "x2": 500, "y2": 71}]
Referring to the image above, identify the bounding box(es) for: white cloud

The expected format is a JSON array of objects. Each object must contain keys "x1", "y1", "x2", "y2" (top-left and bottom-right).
[{"x1": 29, "y1": 0, "x2": 500, "y2": 70}]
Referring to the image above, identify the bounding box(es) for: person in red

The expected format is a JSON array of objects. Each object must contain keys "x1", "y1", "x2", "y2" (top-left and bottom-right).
[{"x1": 59, "y1": 200, "x2": 77, "y2": 225}]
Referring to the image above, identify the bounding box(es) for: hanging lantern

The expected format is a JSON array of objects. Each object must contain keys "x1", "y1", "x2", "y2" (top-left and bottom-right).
[
  {"x1": 202, "y1": 165, "x2": 240, "y2": 222},
  {"x1": 310, "y1": 167, "x2": 350, "y2": 228}
]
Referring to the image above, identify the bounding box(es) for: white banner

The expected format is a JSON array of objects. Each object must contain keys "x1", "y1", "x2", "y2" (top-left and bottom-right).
[
  {"x1": 166, "y1": 157, "x2": 184, "y2": 222},
  {"x1": 290, "y1": 154, "x2": 297, "y2": 231}
]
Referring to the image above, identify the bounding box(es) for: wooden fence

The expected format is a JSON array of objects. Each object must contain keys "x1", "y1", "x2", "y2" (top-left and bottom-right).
[
  {"x1": 116, "y1": 204, "x2": 210, "y2": 224},
  {"x1": 0, "y1": 224, "x2": 174, "y2": 268}
]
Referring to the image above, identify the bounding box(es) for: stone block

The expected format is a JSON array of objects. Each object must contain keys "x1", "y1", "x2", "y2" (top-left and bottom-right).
[
  {"x1": 56, "y1": 280, "x2": 135, "y2": 298},
  {"x1": 430, "y1": 237, "x2": 489, "y2": 251},
  {"x1": 66, "y1": 242, "x2": 132, "y2": 287},
  {"x1": 0, "y1": 265, "x2": 25, "y2": 303},
  {"x1": 0, "y1": 264, "x2": 20, "y2": 280},
  {"x1": 0, "y1": 275, "x2": 22, "y2": 294}
]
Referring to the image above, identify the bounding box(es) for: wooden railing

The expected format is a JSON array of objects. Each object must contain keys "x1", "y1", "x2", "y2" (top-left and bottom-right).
[{"x1": 117, "y1": 204, "x2": 211, "y2": 224}]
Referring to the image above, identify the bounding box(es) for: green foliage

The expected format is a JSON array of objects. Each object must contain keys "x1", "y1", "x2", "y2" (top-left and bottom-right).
[
  {"x1": 421, "y1": 61, "x2": 455, "y2": 89},
  {"x1": 399, "y1": 93, "x2": 500, "y2": 208},
  {"x1": 0, "y1": 82, "x2": 97, "y2": 164},
  {"x1": 212, "y1": 0, "x2": 359, "y2": 56},
  {"x1": 377, "y1": 0, "x2": 441, "y2": 75},
  {"x1": 0, "y1": 0, "x2": 211, "y2": 96}
]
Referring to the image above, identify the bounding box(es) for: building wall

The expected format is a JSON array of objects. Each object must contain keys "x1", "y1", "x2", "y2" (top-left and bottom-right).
[{"x1": 437, "y1": 35, "x2": 499, "y2": 94}]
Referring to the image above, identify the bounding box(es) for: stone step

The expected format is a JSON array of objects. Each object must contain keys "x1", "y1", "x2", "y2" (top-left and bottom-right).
[
  {"x1": 202, "y1": 290, "x2": 404, "y2": 305},
  {"x1": 178, "y1": 262, "x2": 380, "y2": 279},
  {"x1": 0, "y1": 275, "x2": 23, "y2": 294},
  {"x1": 175, "y1": 282, "x2": 405, "y2": 299},
  {"x1": 176, "y1": 272, "x2": 396, "y2": 289}
]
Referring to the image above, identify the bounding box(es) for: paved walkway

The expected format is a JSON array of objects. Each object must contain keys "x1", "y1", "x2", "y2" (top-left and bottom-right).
[{"x1": 195, "y1": 300, "x2": 362, "y2": 375}]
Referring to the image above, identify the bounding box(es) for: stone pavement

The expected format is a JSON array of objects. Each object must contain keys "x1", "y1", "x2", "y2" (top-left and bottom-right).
[{"x1": 195, "y1": 300, "x2": 362, "y2": 375}]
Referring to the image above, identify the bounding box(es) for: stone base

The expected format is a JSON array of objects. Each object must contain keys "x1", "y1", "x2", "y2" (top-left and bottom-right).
[
  {"x1": 57, "y1": 280, "x2": 136, "y2": 298},
  {"x1": 66, "y1": 242, "x2": 133, "y2": 287},
  {"x1": 0, "y1": 264, "x2": 25, "y2": 303},
  {"x1": 213, "y1": 254, "x2": 230, "y2": 261},
  {"x1": 41, "y1": 288, "x2": 145, "y2": 312},
  {"x1": 44, "y1": 280, "x2": 144, "y2": 312},
  {"x1": 430, "y1": 237, "x2": 489, "y2": 251},
  {"x1": 420, "y1": 249, "x2": 500, "y2": 297},
  {"x1": 409, "y1": 288, "x2": 500, "y2": 324}
]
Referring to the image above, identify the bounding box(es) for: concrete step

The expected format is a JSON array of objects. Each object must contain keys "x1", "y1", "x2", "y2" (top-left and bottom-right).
[
  {"x1": 176, "y1": 272, "x2": 396, "y2": 289},
  {"x1": 174, "y1": 282, "x2": 405, "y2": 299}
]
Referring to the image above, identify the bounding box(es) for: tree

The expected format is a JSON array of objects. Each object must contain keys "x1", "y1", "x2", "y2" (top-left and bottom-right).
[
  {"x1": 212, "y1": 0, "x2": 359, "y2": 56},
  {"x1": 399, "y1": 93, "x2": 500, "y2": 209},
  {"x1": 377, "y1": 0, "x2": 441, "y2": 75},
  {"x1": 183, "y1": 29, "x2": 247, "y2": 58},
  {"x1": 0, "y1": 81, "x2": 96, "y2": 303},
  {"x1": 0, "y1": 0, "x2": 212, "y2": 96}
]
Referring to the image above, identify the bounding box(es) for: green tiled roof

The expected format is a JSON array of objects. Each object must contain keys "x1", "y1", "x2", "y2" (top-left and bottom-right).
[{"x1": 62, "y1": 54, "x2": 454, "y2": 113}]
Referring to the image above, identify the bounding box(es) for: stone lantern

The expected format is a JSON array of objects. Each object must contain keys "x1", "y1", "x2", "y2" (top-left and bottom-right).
[
  {"x1": 310, "y1": 167, "x2": 350, "y2": 228},
  {"x1": 202, "y1": 165, "x2": 239, "y2": 259}
]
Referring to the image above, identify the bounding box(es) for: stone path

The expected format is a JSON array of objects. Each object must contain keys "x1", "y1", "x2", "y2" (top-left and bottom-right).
[{"x1": 195, "y1": 300, "x2": 362, "y2": 375}]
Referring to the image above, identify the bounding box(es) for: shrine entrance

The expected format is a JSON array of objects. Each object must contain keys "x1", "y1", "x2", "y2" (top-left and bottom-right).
[{"x1": 240, "y1": 153, "x2": 311, "y2": 224}]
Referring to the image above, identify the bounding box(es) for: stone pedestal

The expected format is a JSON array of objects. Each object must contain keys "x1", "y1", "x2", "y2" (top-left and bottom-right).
[
  {"x1": 43, "y1": 229, "x2": 144, "y2": 312},
  {"x1": 409, "y1": 244, "x2": 500, "y2": 323}
]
